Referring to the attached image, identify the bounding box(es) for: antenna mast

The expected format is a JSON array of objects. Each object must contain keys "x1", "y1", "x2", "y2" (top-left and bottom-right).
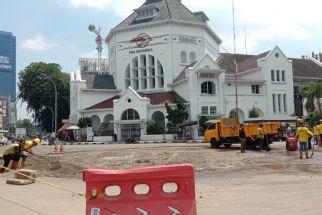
[
  {"x1": 89, "y1": 24, "x2": 103, "y2": 73},
  {"x1": 232, "y1": 0, "x2": 239, "y2": 119}
]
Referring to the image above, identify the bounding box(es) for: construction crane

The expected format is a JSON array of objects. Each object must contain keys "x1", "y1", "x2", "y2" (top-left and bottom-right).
[{"x1": 88, "y1": 24, "x2": 103, "y2": 73}]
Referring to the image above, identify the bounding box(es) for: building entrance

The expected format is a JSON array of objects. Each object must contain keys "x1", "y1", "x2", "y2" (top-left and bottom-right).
[{"x1": 121, "y1": 124, "x2": 141, "y2": 140}]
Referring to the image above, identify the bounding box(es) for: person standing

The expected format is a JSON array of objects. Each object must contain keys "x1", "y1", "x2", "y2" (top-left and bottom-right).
[
  {"x1": 0, "y1": 143, "x2": 22, "y2": 173},
  {"x1": 296, "y1": 120, "x2": 313, "y2": 159},
  {"x1": 239, "y1": 124, "x2": 246, "y2": 153},
  {"x1": 256, "y1": 124, "x2": 264, "y2": 151},
  {"x1": 313, "y1": 122, "x2": 320, "y2": 145}
]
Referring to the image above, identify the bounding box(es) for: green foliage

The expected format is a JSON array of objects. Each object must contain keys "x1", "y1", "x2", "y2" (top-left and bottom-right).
[
  {"x1": 300, "y1": 81, "x2": 322, "y2": 114},
  {"x1": 249, "y1": 106, "x2": 259, "y2": 118},
  {"x1": 100, "y1": 122, "x2": 110, "y2": 136},
  {"x1": 15, "y1": 119, "x2": 34, "y2": 133},
  {"x1": 165, "y1": 102, "x2": 189, "y2": 132},
  {"x1": 18, "y1": 62, "x2": 70, "y2": 132},
  {"x1": 145, "y1": 120, "x2": 164, "y2": 135},
  {"x1": 305, "y1": 112, "x2": 322, "y2": 128},
  {"x1": 77, "y1": 117, "x2": 92, "y2": 128},
  {"x1": 198, "y1": 116, "x2": 209, "y2": 131}
]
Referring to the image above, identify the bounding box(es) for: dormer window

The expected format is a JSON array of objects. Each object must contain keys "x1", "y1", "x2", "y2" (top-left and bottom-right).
[{"x1": 135, "y1": 7, "x2": 158, "y2": 20}]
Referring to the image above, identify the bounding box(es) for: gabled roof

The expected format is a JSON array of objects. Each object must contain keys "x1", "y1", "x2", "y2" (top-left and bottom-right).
[
  {"x1": 237, "y1": 51, "x2": 270, "y2": 73},
  {"x1": 85, "y1": 91, "x2": 187, "y2": 111},
  {"x1": 139, "y1": 91, "x2": 187, "y2": 105},
  {"x1": 114, "y1": 0, "x2": 206, "y2": 31},
  {"x1": 216, "y1": 53, "x2": 254, "y2": 74},
  {"x1": 291, "y1": 58, "x2": 322, "y2": 78},
  {"x1": 85, "y1": 96, "x2": 120, "y2": 110},
  {"x1": 218, "y1": 52, "x2": 322, "y2": 79},
  {"x1": 81, "y1": 73, "x2": 116, "y2": 90},
  {"x1": 172, "y1": 62, "x2": 197, "y2": 83}
]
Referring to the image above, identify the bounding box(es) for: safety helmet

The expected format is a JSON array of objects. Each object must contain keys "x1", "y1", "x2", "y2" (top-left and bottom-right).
[{"x1": 33, "y1": 138, "x2": 41, "y2": 145}]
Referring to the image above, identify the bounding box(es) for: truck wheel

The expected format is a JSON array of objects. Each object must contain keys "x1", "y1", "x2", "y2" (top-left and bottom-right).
[{"x1": 210, "y1": 138, "x2": 220, "y2": 148}]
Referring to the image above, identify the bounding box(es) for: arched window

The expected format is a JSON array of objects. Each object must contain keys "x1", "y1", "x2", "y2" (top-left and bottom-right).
[
  {"x1": 151, "y1": 111, "x2": 165, "y2": 131},
  {"x1": 189, "y1": 52, "x2": 196, "y2": 63},
  {"x1": 91, "y1": 115, "x2": 101, "y2": 135},
  {"x1": 201, "y1": 81, "x2": 216, "y2": 94},
  {"x1": 103, "y1": 114, "x2": 114, "y2": 133},
  {"x1": 124, "y1": 54, "x2": 164, "y2": 90},
  {"x1": 180, "y1": 51, "x2": 187, "y2": 64},
  {"x1": 121, "y1": 109, "x2": 140, "y2": 120}
]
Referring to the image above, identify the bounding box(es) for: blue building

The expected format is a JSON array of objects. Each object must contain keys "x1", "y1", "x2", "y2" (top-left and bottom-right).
[{"x1": 0, "y1": 31, "x2": 16, "y2": 102}]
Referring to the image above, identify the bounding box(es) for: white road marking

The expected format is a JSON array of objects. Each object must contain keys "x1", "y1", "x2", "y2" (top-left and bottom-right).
[{"x1": 167, "y1": 205, "x2": 181, "y2": 215}]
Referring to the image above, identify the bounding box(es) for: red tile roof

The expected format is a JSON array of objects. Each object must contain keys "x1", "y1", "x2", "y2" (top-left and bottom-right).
[
  {"x1": 139, "y1": 91, "x2": 187, "y2": 105},
  {"x1": 291, "y1": 58, "x2": 322, "y2": 78},
  {"x1": 85, "y1": 91, "x2": 187, "y2": 110},
  {"x1": 237, "y1": 51, "x2": 270, "y2": 73},
  {"x1": 85, "y1": 96, "x2": 120, "y2": 110}
]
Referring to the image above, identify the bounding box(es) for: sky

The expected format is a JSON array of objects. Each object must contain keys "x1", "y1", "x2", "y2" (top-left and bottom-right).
[{"x1": 1, "y1": 0, "x2": 322, "y2": 119}]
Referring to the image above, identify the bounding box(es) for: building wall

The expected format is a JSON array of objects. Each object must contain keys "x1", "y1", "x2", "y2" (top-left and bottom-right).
[
  {"x1": 0, "y1": 31, "x2": 16, "y2": 102},
  {"x1": 108, "y1": 22, "x2": 218, "y2": 94},
  {"x1": 258, "y1": 48, "x2": 294, "y2": 120}
]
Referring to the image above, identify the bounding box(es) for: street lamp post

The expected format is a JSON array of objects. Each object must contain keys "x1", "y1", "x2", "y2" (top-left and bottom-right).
[
  {"x1": 44, "y1": 106, "x2": 54, "y2": 132},
  {"x1": 40, "y1": 72, "x2": 57, "y2": 134}
]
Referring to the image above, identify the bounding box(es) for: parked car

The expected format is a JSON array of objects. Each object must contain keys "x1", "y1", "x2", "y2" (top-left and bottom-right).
[{"x1": 0, "y1": 134, "x2": 8, "y2": 145}]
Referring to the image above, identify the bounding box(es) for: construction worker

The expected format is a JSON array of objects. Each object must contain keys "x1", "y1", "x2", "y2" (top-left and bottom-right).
[
  {"x1": 313, "y1": 122, "x2": 320, "y2": 145},
  {"x1": 0, "y1": 143, "x2": 22, "y2": 173},
  {"x1": 296, "y1": 120, "x2": 313, "y2": 159},
  {"x1": 19, "y1": 138, "x2": 41, "y2": 168},
  {"x1": 239, "y1": 124, "x2": 246, "y2": 153},
  {"x1": 256, "y1": 124, "x2": 264, "y2": 151}
]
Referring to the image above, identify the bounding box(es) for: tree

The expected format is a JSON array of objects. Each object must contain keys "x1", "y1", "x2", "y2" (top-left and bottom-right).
[
  {"x1": 18, "y1": 62, "x2": 70, "y2": 132},
  {"x1": 15, "y1": 119, "x2": 34, "y2": 134},
  {"x1": 145, "y1": 120, "x2": 164, "y2": 135},
  {"x1": 300, "y1": 81, "x2": 322, "y2": 114},
  {"x1": 77, "y1": 117, "x2": 92, "y2": 128},
  {"x1": 249, "y1": 106, "x2": 259, "y2": 118},
  {"x1": 199, "y1": 116, "x2": 209, "y2": 131},
  {"x1": 165, "y1": 102, "x2": 189, "y2": 132},
  {"x1": 305, "y1": 112, "x2": 322, "y2": 128}
]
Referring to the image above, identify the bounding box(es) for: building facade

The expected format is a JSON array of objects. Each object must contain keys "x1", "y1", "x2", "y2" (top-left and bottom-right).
[
  {"x1": 0, "y1": 31, "x2": 16, "y2": 102},
  {"x1": 70, "y1": 0, "x2": 321, "y2": 141}
]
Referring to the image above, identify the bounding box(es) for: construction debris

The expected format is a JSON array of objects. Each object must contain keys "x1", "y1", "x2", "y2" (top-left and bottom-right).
[{"x1": 6, "y1": 169, "x2": 37, "y2": 186}]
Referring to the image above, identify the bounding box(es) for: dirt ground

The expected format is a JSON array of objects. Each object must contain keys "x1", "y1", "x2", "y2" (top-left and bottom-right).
[{"x1": 1, "y1": 141, "x2": 322, "y2": 214}]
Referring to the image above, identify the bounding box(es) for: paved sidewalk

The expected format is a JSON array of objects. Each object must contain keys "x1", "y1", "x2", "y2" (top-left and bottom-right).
[{"x1": 0, "y1": 176, "x2": 85, "y2": 215}]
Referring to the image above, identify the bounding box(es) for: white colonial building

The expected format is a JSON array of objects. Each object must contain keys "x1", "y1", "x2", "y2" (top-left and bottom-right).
[{"x1": 70, "y1": 0, "x2": 322, "y2": 141}]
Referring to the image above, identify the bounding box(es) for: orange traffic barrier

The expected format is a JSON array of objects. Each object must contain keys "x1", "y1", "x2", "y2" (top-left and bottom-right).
[{"x1": 83, "y1": 164, "x2": 197, "y2": 215}]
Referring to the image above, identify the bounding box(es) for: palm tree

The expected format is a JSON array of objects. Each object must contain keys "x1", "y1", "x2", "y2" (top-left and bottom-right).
[{"x1": 300, "y1": 81, "x2": 322, "y2": 114}]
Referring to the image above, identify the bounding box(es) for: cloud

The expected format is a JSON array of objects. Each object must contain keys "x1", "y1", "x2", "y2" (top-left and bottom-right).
[
  {"x1": 22, "y1": 34, "x2": 56, "y2": 51},
  {"x1": 62, "y1": 0, "x2": 141, "y2": 15},
  {"x1": 61, "y1": 0, "x2": 322, "y2": 54}
]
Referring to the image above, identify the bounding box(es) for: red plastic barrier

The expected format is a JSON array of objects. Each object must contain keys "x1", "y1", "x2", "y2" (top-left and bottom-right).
[
  {"x1": 83, "y1": 164, "x2": 197, "y2": 215},
  {"x1": 286, "y1": 137, "x2": 298, "y2": 151}
]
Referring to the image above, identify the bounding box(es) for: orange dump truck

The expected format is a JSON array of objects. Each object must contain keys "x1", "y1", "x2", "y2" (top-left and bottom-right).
[{"x1": 204, "y1": 118, "x2": 281, "y2": 149}]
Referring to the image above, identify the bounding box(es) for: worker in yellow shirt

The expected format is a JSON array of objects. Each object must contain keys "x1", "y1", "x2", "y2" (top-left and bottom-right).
[
  {"x1": 319, "y1": 119, "x2": 322, "y2": 145},
  {"x1": 296, "y1": 120, "x2": 313, "y2": 159},
  {"x1": 313, "y1": 122, "x2": 320, "y2": 145},
  {"x1": 256, "y1": 124, "x2": 264, "y2": 151},
  {"x1": 0, "y1": 143, "x2": 22, "y2": 173},
  {"x1": 18, "y1": 138, "x2": 41, "y2": 168}
]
